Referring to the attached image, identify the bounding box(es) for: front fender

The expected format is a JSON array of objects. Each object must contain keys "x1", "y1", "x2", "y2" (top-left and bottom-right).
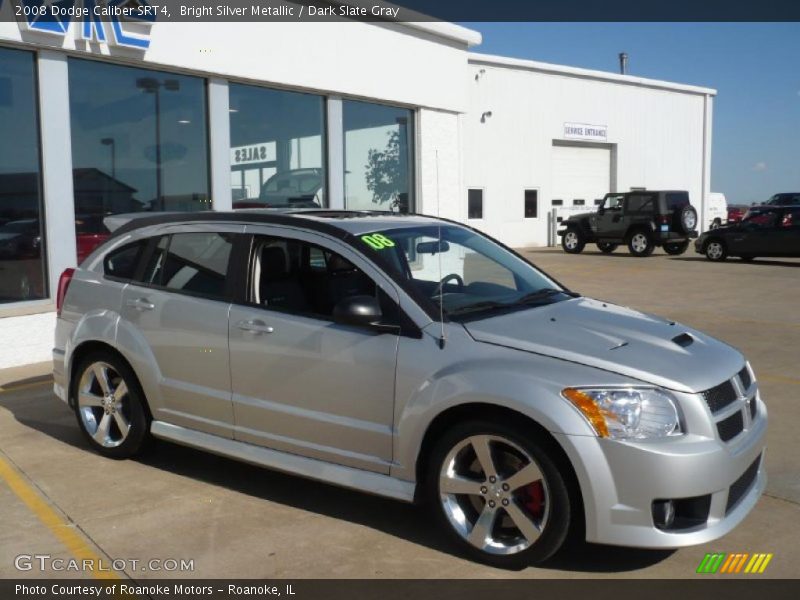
[{"x1": 391, "y1": 326, "x2": 636, "y2": 482}]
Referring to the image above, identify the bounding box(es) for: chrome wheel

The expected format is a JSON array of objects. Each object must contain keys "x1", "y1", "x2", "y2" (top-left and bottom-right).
[
  {"x1": 706, "y1": 241, "x2": 724, "y2": 260},
  {"x1": 77, "y1": 362, "x2": 132, "y2": 448},
  {"x1": 631, "y1": 233, "x2": 649, "y2": 253},
  {"x1": 563, "y1": 232, "x2": 578, "y2": 250},
  {"x1": 439, "y1": 435, "x2": 550, "y2": 556}
]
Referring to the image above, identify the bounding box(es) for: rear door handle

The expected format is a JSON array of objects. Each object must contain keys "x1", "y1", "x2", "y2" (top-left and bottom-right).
[
  {"x1": 126, "y1": 298, "x2": 154, "y2": 311},
  {"x1": 236, "y1": 319, "x2": 274, "y2": 334}
]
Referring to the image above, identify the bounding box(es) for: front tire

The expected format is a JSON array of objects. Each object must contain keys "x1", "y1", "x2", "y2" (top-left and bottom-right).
[
  {"x1": 704, "y1": 239, "x2": 728, "y2": 261},
  {"x1": 663, "y1": 241, "x2": 690, "y2": 255},
  {"x1": 71, "y1": 352, "x2": 151, "y2": 459},
  {"x1": 426, "y1": 420, "x2": 573, "y2": 568},
  {"x1": 627, "y1": 230, "x2": 655, "y2": 257},
  {"x1": 561, "y1": 228, "x2": 585, "y2": 254}
]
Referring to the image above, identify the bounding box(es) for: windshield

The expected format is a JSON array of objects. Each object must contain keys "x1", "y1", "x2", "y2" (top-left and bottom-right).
[
  {"x1": 357, "y1": 224, "x2": 574, "y2": 320},
  {"x1": 767, "y1": 193, "x2": 800, "y2": 206}
]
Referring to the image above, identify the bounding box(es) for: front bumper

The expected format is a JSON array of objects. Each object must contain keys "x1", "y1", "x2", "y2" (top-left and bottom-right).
[
  {"x1": 554, "y1": 395, "x2": 767, "y2": 548},
  {"x1": 694, "y1": 237, "x2": 706, "y2": 254}
]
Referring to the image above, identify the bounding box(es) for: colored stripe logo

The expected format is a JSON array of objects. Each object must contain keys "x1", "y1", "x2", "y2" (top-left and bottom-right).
[{"x1": 697, "y1": 552, "x2": 773, "y2": 574}]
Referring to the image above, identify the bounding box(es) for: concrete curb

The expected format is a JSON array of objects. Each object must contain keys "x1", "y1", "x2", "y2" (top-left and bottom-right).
[{"x1": 0, "y1": 361, "x2": 53, "y2": 390}]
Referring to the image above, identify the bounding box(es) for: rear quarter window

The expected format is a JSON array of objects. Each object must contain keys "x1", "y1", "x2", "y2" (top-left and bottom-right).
[{"x1": 103, "y1": 241, "x2": 146, "y2": 281}]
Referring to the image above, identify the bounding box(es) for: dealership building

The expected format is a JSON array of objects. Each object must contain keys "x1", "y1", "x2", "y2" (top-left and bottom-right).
[{"x1": 0, "y1": 7, "x2": 715, "y2": 368}]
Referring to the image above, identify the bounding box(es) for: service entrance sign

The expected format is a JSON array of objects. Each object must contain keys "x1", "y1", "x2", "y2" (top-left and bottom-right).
[{"x1": 563, "y1": 122, "x2": 608, "y2": 142}]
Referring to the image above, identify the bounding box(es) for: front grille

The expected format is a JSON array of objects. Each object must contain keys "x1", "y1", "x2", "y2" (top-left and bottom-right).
[
  {"x1": 717, "y1": 411, "x2": 744, "y2": 442},
  {"x1": 739, "y1": 366, "x2": 752, "y2": 391},
  {"x1": 702, "y1": 380, "x2": 738, "y2": 414},
  {"x1": 749, "y1": 397, "x2": 758, "y2": 420},
  {"x1": 726, "y1": 456, "x2": 761, "y2": 514}
]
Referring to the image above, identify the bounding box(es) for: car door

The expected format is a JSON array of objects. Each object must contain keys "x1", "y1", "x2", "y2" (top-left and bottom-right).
[
  {"x1": 594, "y1": 194, "x2": 626, "y2": 239},
  {"x1": 772, "y1": 208, "x2": 800, "y2": 256},
  {"x1": 730, "y1": 210, "x2": 779, "y2": 256},
  {"x1": 119, "y1": 225, "x2": 241, "y2": 438},
  {"x1": 227, "y1": 226, "x2": 401, "y2": 474}
]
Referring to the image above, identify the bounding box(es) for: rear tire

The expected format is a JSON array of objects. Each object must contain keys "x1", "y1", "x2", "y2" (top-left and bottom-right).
[
  {"x1": 426, "y1": 419, "x2": 573, "y2": 569},
  {"x1": 704, "y1": 239, "x2": 727, "y2": 262},
  {"x1": 71, "y1": 352, "x2": 151, "y2": 459},
  {"x1": 561, "y1": 228, "x2": 585, "y2": 254},
  {"x1": 627, "y1": 230, "x2": 654, "y2": 257},
  {"x1": 663, "y1": 241, "x2": 689, "y2": 255},
  {"x1": 597, "y1": 242, "x2": 617, "y2": 254}
]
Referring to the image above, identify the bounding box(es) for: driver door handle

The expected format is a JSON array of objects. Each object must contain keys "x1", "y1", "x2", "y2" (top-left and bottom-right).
[
  {"x1": 126, "y1": 297, "x2": 154, "y2": 311},
  {"x1": 236, "y1": 319, "x2": 274, "y2": 335}
]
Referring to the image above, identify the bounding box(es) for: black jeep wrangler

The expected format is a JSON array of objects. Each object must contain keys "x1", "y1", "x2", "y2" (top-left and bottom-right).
[{"x1": 558, "y1": 190, "x2": 699, "y2": 257}]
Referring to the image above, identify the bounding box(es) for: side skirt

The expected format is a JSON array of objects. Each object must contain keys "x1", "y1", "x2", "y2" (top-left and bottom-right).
[{"x1": 150, "y1": 421, "x2": 416, "y2": 502}]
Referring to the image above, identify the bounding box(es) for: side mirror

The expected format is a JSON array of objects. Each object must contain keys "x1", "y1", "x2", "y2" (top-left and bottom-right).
[
  {"x1": 333, "y1": 295, "x2": 383, "y2": 328},
  {"x1": 597, "y1": 206, "x2": 605, "y2": 215}
]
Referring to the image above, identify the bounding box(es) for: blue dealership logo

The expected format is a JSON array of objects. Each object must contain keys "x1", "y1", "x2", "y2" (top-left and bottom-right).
[{"x1": 13, "y1": 0, "x2": 153, "y2": 49}]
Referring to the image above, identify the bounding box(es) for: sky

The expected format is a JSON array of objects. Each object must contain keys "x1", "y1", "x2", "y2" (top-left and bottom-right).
[{"x1": 461, "y1": 23, "x2": 800, "y2": 204}]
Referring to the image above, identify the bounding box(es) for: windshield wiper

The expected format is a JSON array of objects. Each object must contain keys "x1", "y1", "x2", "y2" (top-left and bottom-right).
[
  {"x1": 446, "y1": 300, "x2": 511, "y2": 316},
  {"x1": 515, "y1": 288, "x2": 575, "y2": 305}
]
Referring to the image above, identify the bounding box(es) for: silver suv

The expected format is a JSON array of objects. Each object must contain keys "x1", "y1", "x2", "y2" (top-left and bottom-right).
[{"x1": 53, "y1": 210, "x2": 767, "y2": 568}]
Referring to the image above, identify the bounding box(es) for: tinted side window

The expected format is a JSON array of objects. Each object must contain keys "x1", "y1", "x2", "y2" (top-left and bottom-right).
[
  {"x1": 626, "y1": 194, "x2": 655, "y2": 214},
  {"x1": 160, "y1": 233, "x2": 233, "y2": 300},
  {"x1": 665, "y1": 192, "x2": 690, "y2": 211},
  {"x1": 104, "y1": 241, "x2": 146, "y2": 280},
  {"x1": 141, "y1": 236, "x2": 169, "y2": 285},
  {"x1": 780, "y1": 209, "x2": 800, "y2": 228},
  {"x1": 252, "y1": 236, "x2": 379, "y2": 320}
]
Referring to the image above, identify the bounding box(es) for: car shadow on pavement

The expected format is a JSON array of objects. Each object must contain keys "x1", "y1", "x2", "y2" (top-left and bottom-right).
[
  {"x1": 669, "y1": 257, "x2": 800, "y2": 267},
  {"x1": 1, "y1": 386, "x2": 673, "y2": 574}
]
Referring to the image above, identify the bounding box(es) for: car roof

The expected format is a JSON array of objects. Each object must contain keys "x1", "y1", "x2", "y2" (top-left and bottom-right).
[{"x1": 109, "y1": 209, "x2": 453, "y2": 239}]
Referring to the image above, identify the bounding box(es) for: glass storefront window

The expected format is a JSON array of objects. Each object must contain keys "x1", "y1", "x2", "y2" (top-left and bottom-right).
[
  {"x1": 343, "y1": 100, "x2": 413, "y2": 213},
  {"x1": 0, "y1": 48, "x2": 46, "y2": 303},
  {"x1": 68, "y1": 59, "x2": 210, "y2": 262},
  {"x1": 228, "y1": 83, "x2": 326, "y2": 209}
]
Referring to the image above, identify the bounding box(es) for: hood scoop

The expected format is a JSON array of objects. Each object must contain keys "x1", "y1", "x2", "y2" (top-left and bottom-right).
[{"x1": 672, "y1": 333, "x2": 695, "y2": 348}]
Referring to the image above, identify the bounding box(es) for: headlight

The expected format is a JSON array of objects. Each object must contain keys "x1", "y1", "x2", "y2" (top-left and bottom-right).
[{"x1": 562, "y1": 387, "x2": 682, "y2": 440}]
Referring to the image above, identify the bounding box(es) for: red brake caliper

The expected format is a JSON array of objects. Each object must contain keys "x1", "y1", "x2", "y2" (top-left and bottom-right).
[{"x1": 524, "y1": 481, "x2": 545, "y2": 519}]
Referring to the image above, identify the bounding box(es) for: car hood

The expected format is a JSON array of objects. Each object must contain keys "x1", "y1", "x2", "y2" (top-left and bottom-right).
[
  {"x1": 462, "y1": 297, "x2": 743, "y2": 393},
  {"x1": 563, "y1": 211, "x2": 596, "y2": 223}
]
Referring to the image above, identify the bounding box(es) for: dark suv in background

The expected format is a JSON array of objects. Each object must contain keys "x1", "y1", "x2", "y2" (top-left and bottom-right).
[{"x1": 558, "y1": 190, "x2": 698, "y2": 257}]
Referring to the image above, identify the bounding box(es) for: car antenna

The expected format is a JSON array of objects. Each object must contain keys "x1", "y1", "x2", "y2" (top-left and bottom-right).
[{"x1": 436, "y1": 149, "x2": 446, "y2": 349}]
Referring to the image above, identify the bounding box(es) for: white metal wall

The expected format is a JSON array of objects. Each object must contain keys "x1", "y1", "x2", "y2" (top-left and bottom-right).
[{"x1": 461, "y1": 57, "x2": 714, "y2": 247}]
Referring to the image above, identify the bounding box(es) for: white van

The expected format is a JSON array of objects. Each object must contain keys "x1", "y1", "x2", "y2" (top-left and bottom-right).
[{"x1": 706, "y1": 192, "x2": 728, "y2": 229}]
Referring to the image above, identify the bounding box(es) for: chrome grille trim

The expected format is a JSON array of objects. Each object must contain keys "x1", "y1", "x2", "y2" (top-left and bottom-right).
[{"x1": 701, "y1": 365, "x2": 758, "y2": 443}]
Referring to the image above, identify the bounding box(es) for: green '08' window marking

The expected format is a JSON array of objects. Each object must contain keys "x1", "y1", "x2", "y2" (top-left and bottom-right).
[{"x1": 360, "y1": 234, "x2": 396, "y2": 250}]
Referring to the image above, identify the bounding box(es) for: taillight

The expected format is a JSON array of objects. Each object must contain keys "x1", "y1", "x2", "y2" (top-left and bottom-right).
[
  {"x1": 56, "y1": 268, "x2": 75, "y2": 317},
  {"x1": 659, "y1": 214, "x2": 670, "y2": 225}
]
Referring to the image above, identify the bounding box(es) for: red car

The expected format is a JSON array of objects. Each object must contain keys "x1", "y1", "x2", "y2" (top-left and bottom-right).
[
  {"x1": 75, "y1": 215, "x2": 110, "y2": 264},
  {"x1": 727, "y1": 205, "x2": 748, "y2": 224}
]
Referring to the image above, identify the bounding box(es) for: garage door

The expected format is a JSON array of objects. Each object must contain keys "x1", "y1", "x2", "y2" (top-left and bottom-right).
[{"x1": 551, "y1": 143, "x2": 611, "y2": 208}]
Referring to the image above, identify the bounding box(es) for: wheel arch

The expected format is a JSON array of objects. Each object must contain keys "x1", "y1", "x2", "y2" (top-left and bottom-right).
[
  {"x1": 68, "y1": 340, "x2": 152, "y2": 420},
  {"x1": 412, "y1": 402, "x2": 585, "y2": 535}
]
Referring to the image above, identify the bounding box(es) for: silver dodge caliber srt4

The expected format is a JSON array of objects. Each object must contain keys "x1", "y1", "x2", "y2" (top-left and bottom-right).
[{"x1": 53, "y1": 210, "x2": 767, "y2": 568}]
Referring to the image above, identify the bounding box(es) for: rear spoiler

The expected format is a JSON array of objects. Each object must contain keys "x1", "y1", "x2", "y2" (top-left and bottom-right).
[{"x1": 103, "y1": 212, "x2": 182, "y2": 233}]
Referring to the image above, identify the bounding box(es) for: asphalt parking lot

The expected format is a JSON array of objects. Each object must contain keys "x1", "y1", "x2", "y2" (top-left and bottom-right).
[{"x1": 0, "y1": 247, "x2": 798, "y2": 579}]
